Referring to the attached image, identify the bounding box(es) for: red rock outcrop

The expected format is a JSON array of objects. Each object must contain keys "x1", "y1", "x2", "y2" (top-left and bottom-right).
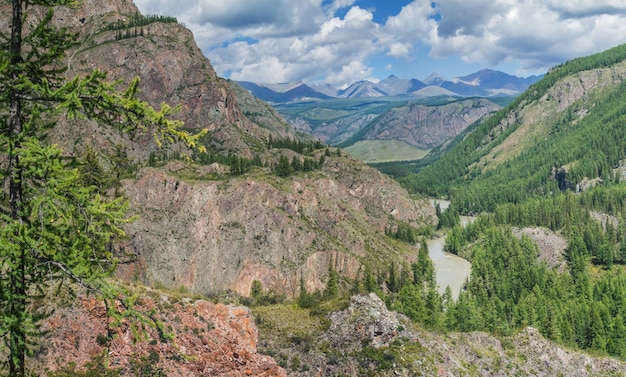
[{"x1": 38, "y1": 292, "x2": 286, "y2": 376}]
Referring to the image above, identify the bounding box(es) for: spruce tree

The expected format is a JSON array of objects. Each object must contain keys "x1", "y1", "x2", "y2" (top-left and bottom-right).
[{"x1": 0, "y1": 1, "x2": 203, "y2": 375}]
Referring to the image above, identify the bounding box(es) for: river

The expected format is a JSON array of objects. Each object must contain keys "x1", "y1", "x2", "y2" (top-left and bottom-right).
[
  {"x1": 427, "y1": 200, "x2": 472, "y2": 299},
  {"x1": 427, "y1": 236, "x2": 470, "y2": 299}
]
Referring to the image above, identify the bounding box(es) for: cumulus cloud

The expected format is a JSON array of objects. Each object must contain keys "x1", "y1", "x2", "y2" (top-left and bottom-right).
[
  {"x1": 134, "y1": 0, "x2": 626, "y2": 86},
  {"x1": 382, "y1": 1, "x2": 437, "y2": 57},
  {"x1": 428, "y1": 0, "x2": 626, "y2": 73},
  {"x1": 207, "y1": 4, "x2": 381, "y2": 85}
]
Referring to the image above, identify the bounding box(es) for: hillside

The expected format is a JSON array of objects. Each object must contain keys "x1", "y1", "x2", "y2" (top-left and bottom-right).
[
  {"x1": 393, "y1": 43, "x2": 626, "y2": 362},
  {"x1": 401, "y1": 43, "x2": 626, "y2": 211},
  {"x1": 279, "y1": 96, "x2": 502, "y2": 154},
  {"x1": 6, "y1": 1, "x2": 626, "y2": 375}
]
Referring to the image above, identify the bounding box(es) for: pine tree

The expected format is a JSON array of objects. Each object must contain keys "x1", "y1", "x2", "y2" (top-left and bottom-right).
[
  {"x1": 325, "y1": 260, "x2": 339, "y2": 299},
  {"x1": 413, "y1": 240, "x2": 436, "y2": 286},
  {"x1": 0, "y1": 1, "x2": 203, "y2": 375}
]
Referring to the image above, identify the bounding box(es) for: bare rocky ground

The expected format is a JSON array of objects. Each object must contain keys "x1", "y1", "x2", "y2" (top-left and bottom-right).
[{"x1": 512, "y1": 227, "x2": 569, "y2": 272}]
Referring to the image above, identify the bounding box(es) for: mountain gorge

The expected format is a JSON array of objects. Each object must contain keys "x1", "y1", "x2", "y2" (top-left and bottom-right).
[
  {"x1": 386, "y1": 42, "x2": 626, "y2": 366},
  {"x1": 6, "y1": 0, "x2": 626, "y2": 375},
  {"x1": 37, "y1": 0, "x2": 434, "y2": 301},
  {"x1": 0, "y1": 0, "x2": 441, "y2": 374}
]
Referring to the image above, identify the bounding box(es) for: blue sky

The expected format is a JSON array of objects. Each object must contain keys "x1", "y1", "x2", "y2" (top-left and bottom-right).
[{"x1": 134, "y1": 0, "x2": 626, "y2": 88}]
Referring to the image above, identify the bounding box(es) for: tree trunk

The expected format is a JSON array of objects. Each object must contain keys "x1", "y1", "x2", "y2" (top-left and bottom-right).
[{"x1": 8, "y1": 0, "x2": 26, "y2": 376}]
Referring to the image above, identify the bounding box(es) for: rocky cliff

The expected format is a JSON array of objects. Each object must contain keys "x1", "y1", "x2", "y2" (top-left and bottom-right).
[
  {"x1": 117, "y1": 157, "x2": 433, "y2": 298},
  {"x1": 30, "y1": 0, "x2": 297, "y2": 161},
  {"x1": 16, "y1": 0, "x2": 436, "y2": 298}
]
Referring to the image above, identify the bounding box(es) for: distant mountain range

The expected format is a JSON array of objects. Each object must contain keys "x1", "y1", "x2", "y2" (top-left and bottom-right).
[{"x1": 237, "y1": 69, "x2": 543, "y2": 104}]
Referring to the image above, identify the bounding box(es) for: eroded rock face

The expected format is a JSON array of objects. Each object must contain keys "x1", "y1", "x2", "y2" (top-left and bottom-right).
[
  {"x1": 117, "y1": 158, "x2": 435, "y2": 298},
  {"x1": 512, "y1": 227, "x2": 568, "y2": 272},
  {"x1": 37, "y1": 292, "x2": 286, "y2": 376},
  {"x1": 365, "y1": 98, "x2": 501, "y2": 149}
]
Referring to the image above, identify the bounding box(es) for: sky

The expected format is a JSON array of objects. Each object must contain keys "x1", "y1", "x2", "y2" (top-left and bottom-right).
[{"x1": 133, "y1": 0, "x2": 626, "y2": 88}]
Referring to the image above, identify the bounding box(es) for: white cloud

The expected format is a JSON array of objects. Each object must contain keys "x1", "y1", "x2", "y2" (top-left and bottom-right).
[
  {"x1": 328, "y1": 61, "x2": 377, "y2": 88},
  {"x1": 428, "y1": 0, "x2": 626, "y2": 73},
  {"x1": 382, "y1": 0, "x2": 437, "y2": 57},
  {"x1": 207, "y1": 4, "x2": 381, "y2": 85},
  {"x1": 134, "y1": 0, "x2": 626, "y2": 86}
]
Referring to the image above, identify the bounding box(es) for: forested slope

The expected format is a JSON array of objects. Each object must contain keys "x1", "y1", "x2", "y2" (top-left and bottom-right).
[
  {"x1": 390, "y1": 43, "x2": 626, "y2": 360},
  {"x1": 400, "y1": 43, "x2": 626, "y2": 213}
]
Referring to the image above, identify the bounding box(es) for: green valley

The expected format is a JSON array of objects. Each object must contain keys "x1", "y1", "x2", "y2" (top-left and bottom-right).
[{"x1": 373, "y1": 42, "x2": 626, "y2": 360}]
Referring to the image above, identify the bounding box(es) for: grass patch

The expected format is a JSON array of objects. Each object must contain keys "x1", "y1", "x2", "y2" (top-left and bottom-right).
[
  {"x1": 344, "y1": 140, "x2": 430, "y2": 163},
  {"x1": 252, "y1": 304, "x2": 330, "y2": 345}
]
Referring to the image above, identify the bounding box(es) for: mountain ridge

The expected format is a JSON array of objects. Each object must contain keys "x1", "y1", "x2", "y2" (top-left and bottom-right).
[{"x1": 239, "y1": 69, "x2": 543, "y2": 104}]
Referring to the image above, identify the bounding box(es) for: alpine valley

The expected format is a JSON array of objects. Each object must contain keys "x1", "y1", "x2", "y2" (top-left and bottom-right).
[
  {"x1": 3, "y1": 1, "x2": 626, "y2": 376},
  {"x1": 239, "y1": 71, "x2": 541, "y2": 163}
]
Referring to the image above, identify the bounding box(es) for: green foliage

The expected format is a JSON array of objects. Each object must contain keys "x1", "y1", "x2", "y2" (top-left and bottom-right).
[
  {"x1": 413, "y1": 240, "x2": 435, "y2": 286},
  {"x1": 446, "y1": 221, "x2": 626, "y2": 358},
  {"x1": 129, "y1": 351, "x2": 167, "y2": 377},
  {"x1": 243, "y1": 279, "x2": 286, "y2": 305},
  {"x1": 274, "y1": 155, "x2": 292, "y2": 178},
  {"x1": 47, "y1": 352, "x2": 121, "y2": 377},
  {"x1": 0, "y1": 1, "x2": 201, "y2": 375},
  {"x1": 267, "y1": 135, "x2": 324, "y2": 154},
  {"x1": 354, "y1": 337, "x2": 436, "y2": 375},
  {"x1": 324, "y1": 262, "x2": 339, "y2": 299},
  {"x1": 108, "y1": 12, "x2": 179, "y2": 41},
  {"x1": 251, "y1": 279, "x2": 263, "y2": 299},
  {"x1": 385, "y1": 220, "x2": 418, "y2": 245},
  {"x1": 437, "y1": 204, "x2": 460, "y2": 229}
]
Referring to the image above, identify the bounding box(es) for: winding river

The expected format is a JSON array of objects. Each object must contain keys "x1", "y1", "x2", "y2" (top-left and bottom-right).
[{"x1": 428, "y1": 200, "x2": 472, "y2": 299}]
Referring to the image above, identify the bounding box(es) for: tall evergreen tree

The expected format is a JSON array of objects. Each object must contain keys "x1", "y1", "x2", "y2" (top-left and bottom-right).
[
  {"x1": 0, "y1": 1, "x2": 202, "y2": 375},
  {"x1": 413, "y1": 239, "x2": 436, "y2": 286}
]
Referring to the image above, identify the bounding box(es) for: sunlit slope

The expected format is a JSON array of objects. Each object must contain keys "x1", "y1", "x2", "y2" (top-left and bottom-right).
[{"x1": 401, "y1": 43, "x2": 626, "y2": 213}]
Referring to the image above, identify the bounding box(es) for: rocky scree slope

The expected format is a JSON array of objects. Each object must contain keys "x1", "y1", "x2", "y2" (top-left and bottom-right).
[{"x1": 20, "y1": 0, "x2": 436, "y2": 297}]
